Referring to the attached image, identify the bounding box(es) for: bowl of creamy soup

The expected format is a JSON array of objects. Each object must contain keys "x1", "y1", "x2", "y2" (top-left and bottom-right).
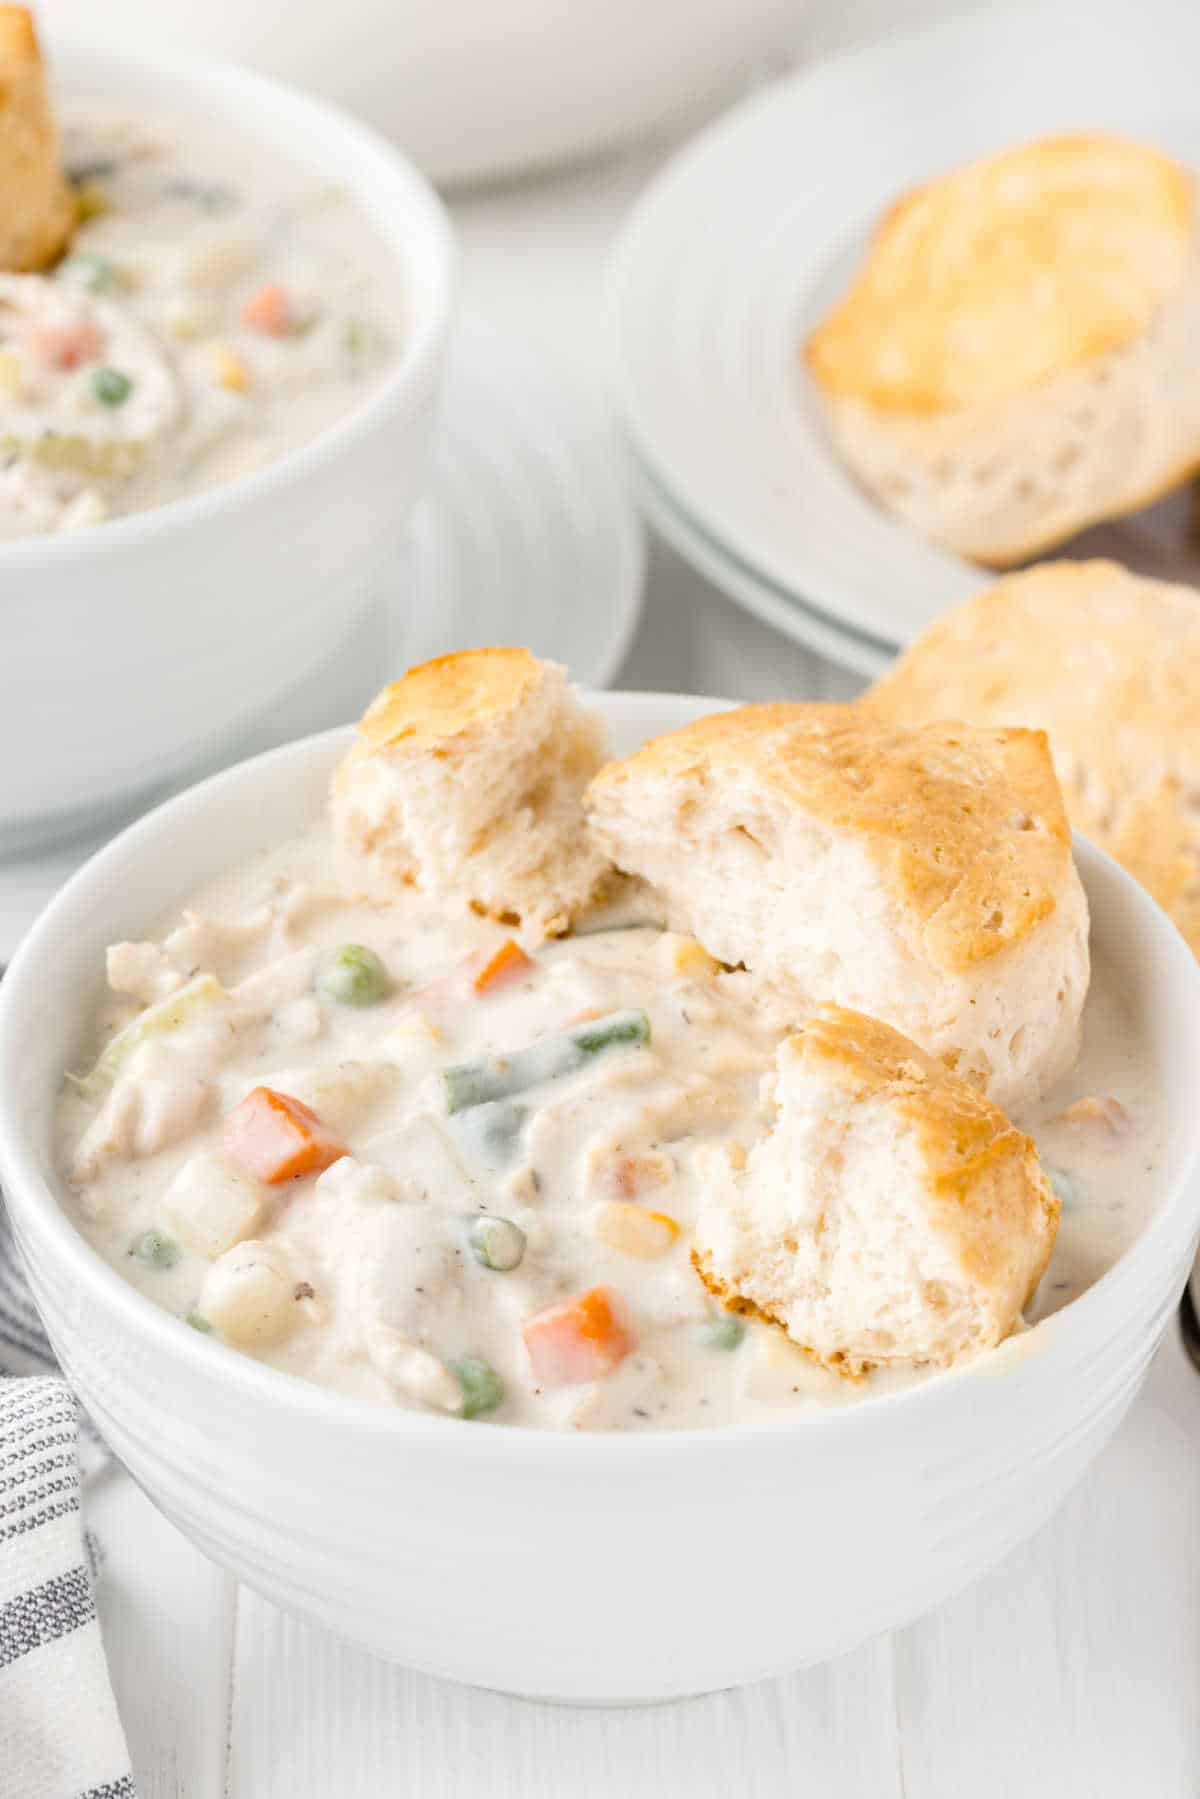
[
  {"x1": 1, "y1": 691, "x2": 1198, "y2": 1702},
  {"x1": 0, "y1": 36, "x2": 453, "y2": 849}
]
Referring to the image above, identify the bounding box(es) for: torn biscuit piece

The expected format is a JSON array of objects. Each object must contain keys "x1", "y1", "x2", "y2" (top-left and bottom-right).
[
  {"x1": 693, "y1": 1006, "x2": 1060, "y2": 1378},
  {"x1": 805, "y1": 132, "x2": 1200, "y2": 565},
  {"x1": 0, "y1": 8, "x2": 76, "y2": 271},
  {"x1": 331, "y1": 648, "x2": 610, "y2": 941},
  {"x1": 586, "y1": 703, "x2": 1088, "y2": 1109}
]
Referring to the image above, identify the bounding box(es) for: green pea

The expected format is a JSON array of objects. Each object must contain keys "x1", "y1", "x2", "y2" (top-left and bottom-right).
[
  {"x1": 185, "y1": 1308, "x2": 212, "y2": 1334},
  {"x1": 447, "y1": 1357, "x2": 504, "y2": 1419},
  {"x1": 699, "y1": 1315, "x2": 745, "y2": 1351},
  {"x1": 317, "y1": 943, "x2": 391, "y2": 1007},
  {"x1": 91, "y1": 367, "x2": 132, "y2": 407},
  {"x1": 59, "y1": 251, "x2": 115, "y2": 293},
  {"x1": 466, "y1": 1215, "x2": 526, "y2": 1272},
  {"x1": 129, "y1": 1228, "x2": 179, "y2": 1270}
]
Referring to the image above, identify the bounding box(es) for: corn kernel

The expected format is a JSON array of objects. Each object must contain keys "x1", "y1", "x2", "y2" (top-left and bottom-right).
[
  {"x1": 0, "y1": 351, "x2": 21, "y2": 396},
  {"x1": 207, "y1": 342, "x2": 250, "y2": 392},
  {"x1": 662, "y1": 933, "x2": 720, "y2": 979},
  {"x1": 592, "y1": 1200, "x2": 680, "y2": 1259}
]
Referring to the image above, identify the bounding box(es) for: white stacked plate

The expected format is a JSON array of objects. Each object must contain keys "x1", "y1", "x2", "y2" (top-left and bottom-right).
[
  {"x1": 0, "y1": 311, "x2": 645, "y2": 958},
  {"x1": 609, "y1": 0, "x2": 1200, "y2": 674}
]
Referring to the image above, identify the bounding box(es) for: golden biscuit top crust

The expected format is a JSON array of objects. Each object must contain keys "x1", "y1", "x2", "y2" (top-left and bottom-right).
[
  {"x1": 353, "y1": 648, "x2": 545, "y2": 757},
  {"x1": 590, "y1": 704, "x2": 1073, "y2": 971},
  {"x1": 867, "y1": 558, "x2": 1200, "y2": 953},
  {"x1": 805, "y1": 132, "x2": 1193, "y2": 415},
  {"x1": 0, "y1": 6, "x2": 75, "y2": 272},
  {"x1": 0, "y1": 5, "x2": 37, "y2": 57},
  {"x1": 788, "y1": 1006, "x2": 1044, "y2": 1204}
]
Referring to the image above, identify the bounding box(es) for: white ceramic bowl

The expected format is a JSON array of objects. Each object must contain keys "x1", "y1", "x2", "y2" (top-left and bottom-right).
[
  {"x1": 42, "y1": 1, "x2": 801, "y2": 187},
  {"x1": 1, "y1": 691, "x2": 1199, "y2": 1704},
  {"x1": 0, "y1": 39, "x2": 454, "y2": 853}
]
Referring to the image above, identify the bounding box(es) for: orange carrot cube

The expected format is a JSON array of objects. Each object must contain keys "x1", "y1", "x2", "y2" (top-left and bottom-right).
[
  {"x1": 241, "y1": 282, "x2": 293, "y2": 336},
  {"x1": 473, "y1": 938, "x2": 533, "y2": 996},
  {"x1": 223, "y1": 1086, "x2": 347, "y2": 1184},
  {"x1": 522, "y1": 1286, "x2": 637, "y2": 1386},
  {"x1": 30, "y1": 321, "x2": 103, "y2": 370}
]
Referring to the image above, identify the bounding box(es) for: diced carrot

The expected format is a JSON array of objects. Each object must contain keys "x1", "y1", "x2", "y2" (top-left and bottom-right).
[
  {"x1": 474, "y1": 938, "x2": 533, "y2": 996},
  {"x1": 223, "y1": 1086, "x2": 347, "y2": 1184},
  {"x1": 522, "y1": 1286, "x2": 637, "y2": 1386},
  {"x1": 241, "y1": 282, "x2": 293, "y2": 336},
  {"x1": 29, "y1": 321, "x2": 103, "y2": 370}
]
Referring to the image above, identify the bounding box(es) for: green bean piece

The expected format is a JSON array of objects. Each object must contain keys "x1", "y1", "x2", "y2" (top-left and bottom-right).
[
  {"x1": 91, "y1": 367, "x2": 132, "y2": 407},
  {"x1": 452, "y1": 1098, "x2": 527, "y2": 1169},
  {"x1": 441, "y1": 1008, "x2": 651, "y2": 1114},
  {"x1": 129, "y1": 1229, "x2": 179, "y2": 1270},
  {"x1": 466, "y1": 1215, "x2": 526, "y2": 1272},
  {"x1": 317, "y1": 943, "x2": 391, "y2": 1007},
  {"x1": 448, "y1": 1357, "x2": 504, "y2": 1419},
  {"x1": 699, "y1": 1316, "x2": 745, "y2": 1351},
  {"x1": 59, "y1": 251, "x2": 115, "y2": 293},
  {"x1": 185, "y1": 1308, "x2": 213, "y2": 1334}
]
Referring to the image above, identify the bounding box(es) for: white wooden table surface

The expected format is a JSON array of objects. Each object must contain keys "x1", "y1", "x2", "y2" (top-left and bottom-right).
[{"x1": 12, "y1": 5, "x2": 1200, "y2": 1790}]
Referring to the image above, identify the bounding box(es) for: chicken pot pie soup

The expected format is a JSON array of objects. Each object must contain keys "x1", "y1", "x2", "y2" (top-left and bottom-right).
[
  {"x1": 56, "y1": 658, "x2": 1169, "y2": 1431},
  {"x1": 0, "y1": 106, "x2": 400, "y2": 536}
]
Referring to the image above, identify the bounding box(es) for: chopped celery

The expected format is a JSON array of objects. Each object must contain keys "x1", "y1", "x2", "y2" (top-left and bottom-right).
[
  {"x1": 699, "y1": 1316, "x2": 745, "y2": 1351},
  {"x1": 129, "y1": 1229, "x2": 179, "y2": 1269},
  {"x1": 75, "y1": 973, "x2": 225, "y2": 1098},
  {"x1": 442, "y1": 1009, "x2": 651, "y2": 1114}
]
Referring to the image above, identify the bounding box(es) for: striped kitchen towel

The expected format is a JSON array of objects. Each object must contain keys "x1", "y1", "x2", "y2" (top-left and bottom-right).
[{"x1": 0, "y1": 1204, "x2": 136, "y2": 1799}]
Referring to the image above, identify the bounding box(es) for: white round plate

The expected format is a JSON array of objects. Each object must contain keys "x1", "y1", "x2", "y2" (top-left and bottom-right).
[
  {"x1": 630, "y1": 448, "x2": 891, "y2": 681},
  {"x1": 610, "y1": 0, "x2": 1200, "y2": 655},
  {"x1": 397, "y1": 311, "x2": 644, "y2": 682},
  {"x1": 0, "y1": 311, "x2": 645, "y2": 958}
]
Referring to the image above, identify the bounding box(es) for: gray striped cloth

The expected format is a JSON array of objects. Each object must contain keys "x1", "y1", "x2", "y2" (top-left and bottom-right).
[{"x1": 0, "y1": 1201, "x2": 136, "y2": 1799}]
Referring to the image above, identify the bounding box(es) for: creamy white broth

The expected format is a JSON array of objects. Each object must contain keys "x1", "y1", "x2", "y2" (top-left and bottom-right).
[
  {"x1": 0, "y1": 110, "x2": 399, "y2": 537},
  {"x1": 55, "y1": 827, "x2": 1169, "y2": 1431}
]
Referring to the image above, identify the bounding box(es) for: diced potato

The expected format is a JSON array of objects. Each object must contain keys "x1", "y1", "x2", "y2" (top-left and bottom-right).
[
  {"x1": 362, "y1": 1115, "x2": 476, "y2": 1209},
  {"x1": 379, "y1": 1009, "x2": 442, "y2": 1078},
  {"x1": 314, "y1": 1155, "x2": 402, "y2": 1208},
  {"x1": 200, "y1": 1240, "x2": 304, "y2": 1347},
  {"x1": 591, "y1": 1200, "x2": 680, "y2": 1259},
  {"x1": 162, "y1": 1150, "x2": 263, "y2": 1258}
]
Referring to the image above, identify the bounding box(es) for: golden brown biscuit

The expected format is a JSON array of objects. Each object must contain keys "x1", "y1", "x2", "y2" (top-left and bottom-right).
[
  {"x1": 693, "y1": 1004, "x2": 1059, "y2": 1377},
  {"x1": 0, "y1": 8, "x2": 75, "y2": 271},
  {"x1": 587, "y1": 705, "x2": 1089, "y2": 1107},
  {"x1": 866, "y1": 558, "x2": 1200, "y2": 957},
  {"x1": 805, "y1": 133, "x2": 1200, "y2": 564}
]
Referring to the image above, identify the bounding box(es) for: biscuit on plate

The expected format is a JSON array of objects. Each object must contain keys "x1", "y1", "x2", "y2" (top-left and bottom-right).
[
  {"x1": 586, "y1": 704, "x2": 1088, "y2": 1108},
  {"x1": 331, "y1": 648, "x2": 609, "y2": 940},
  {"x1": 805, "y1": 132, "x2": 1200, "y2": 565},
  {"x1": 693, "y1": 1005, "x2": 1059, "y2": 1377},
  {"x1": 0, "y1": 8, "x2": 75, "y2": 271},
  {"x1": 866, "y1": 557, "x2": 1200, "y2": 957}
]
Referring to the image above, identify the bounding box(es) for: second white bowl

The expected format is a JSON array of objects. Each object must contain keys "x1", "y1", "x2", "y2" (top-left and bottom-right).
[{"x1": 0, "y1": 38, "x2": 454, "y2": 852}]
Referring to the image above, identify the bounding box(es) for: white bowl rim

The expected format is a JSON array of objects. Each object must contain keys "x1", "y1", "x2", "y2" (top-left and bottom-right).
[
  {"x1": 2, "y1": 693, "x2": 1198, "y2": 1461},
  {"x1": 0, "y1": 33, "x2": 456, "y2": 571}
]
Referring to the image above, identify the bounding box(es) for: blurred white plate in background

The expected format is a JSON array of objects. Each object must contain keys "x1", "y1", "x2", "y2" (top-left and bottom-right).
[
  {"x1": 43, "y1": 1, "x2": 799, "y2": 186},
  {"x1": 0, "y1": 310, "x2": 644, "y2": 957},
  {"x1": 609, "y1": 0, "x2": 1200, "y2": 663}
]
